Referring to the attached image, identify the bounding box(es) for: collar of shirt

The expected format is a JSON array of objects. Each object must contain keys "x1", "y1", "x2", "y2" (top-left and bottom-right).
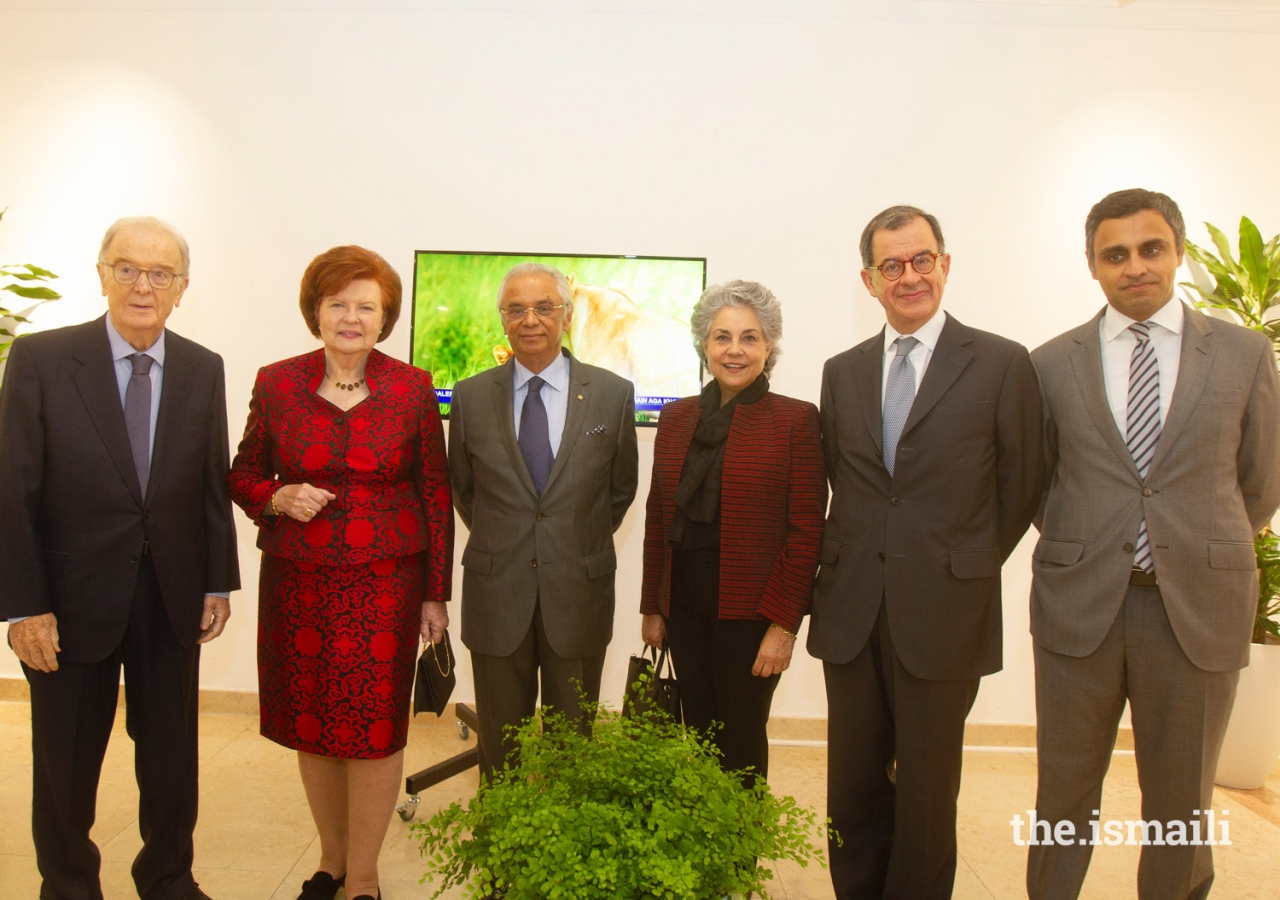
[
  {"x1": 883, "y1": 307, "x2": 947, "y2": 358},
  {"x1": 513, "y1": 349, "x2": 569, "y2": 395},
  {"x1": 105, "y1": 315, "x2": 166, "y2": 366},
  {"x1": 1103, "y1": 296, "x2": 1185, "y2": 344}
]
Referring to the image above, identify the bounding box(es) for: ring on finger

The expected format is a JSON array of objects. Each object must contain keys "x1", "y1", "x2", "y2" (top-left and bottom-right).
[{"x1": 304, "y1": 508, "x2": 315, "y2": 517}]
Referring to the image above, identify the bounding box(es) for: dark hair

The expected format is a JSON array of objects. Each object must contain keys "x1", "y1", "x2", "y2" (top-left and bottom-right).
[
  {"x1": 859, "y1": 205, "x2": 946, "y2": 267},
  {"x1": 1085, "y1": 189, "x2": 1185, "y2": 265},
  {"x1": 299, "y1": 245, "x2": 402, "y2": 342}
]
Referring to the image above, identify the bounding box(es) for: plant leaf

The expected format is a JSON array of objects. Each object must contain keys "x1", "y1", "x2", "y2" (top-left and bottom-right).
[
  {"x1": 1238, "y1": 217, "x2": 1267, "y2": 299},
  {"x1": 1, "y1": 285, "x2": 61, "y2": 301},
  {"x1": 19, "y1": 263, "x2": 58, "y2": 279}
]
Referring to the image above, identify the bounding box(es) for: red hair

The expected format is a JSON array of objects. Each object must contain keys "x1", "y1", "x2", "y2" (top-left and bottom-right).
[{"x1": 299, "y1": 245, "x2": 402, "y2": 342}]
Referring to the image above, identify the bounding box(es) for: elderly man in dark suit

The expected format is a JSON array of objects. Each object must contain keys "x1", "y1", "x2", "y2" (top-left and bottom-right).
[
  {"x1": 448, "y1": 262, "x2": 639, "y2": 777},
  {"x1": 808, "y1": 205, "x2": 1045, "y2": 899},
  {"x1": 0, "y1": 217, "x2": 240, "y2": 900},
  {"x1": 1027, "y1": 189, "x2": 1280, "y2": 899}
]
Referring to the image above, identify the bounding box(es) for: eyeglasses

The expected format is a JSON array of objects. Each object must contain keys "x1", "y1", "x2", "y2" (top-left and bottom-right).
[
  {"x1": 106, "y1": 262, "x2": 184, "y2": 290},
  {"x1": 501, "y1": 303, "x2": 566, "y2": 321},
  {"x1": 865, "y1": 252, "x2": 940, "y2": 282}
]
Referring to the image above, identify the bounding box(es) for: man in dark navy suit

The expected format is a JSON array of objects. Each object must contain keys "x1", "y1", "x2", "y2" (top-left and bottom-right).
[{"x1": 0, "y1": 216, "x2": 240, "y2": 900}]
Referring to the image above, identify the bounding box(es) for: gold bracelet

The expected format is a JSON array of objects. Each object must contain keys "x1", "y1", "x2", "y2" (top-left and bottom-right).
[
  {"x1": 269, "y1": 490, "x2": 281, "y2": 517},
  {"x1": 770, "y1": 623, "x2": 798, "y2": 640}
]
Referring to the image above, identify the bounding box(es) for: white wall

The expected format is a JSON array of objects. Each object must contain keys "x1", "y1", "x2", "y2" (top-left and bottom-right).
[{"x1": 2, "y1": 0, "x2": 1278, "y2": 725}]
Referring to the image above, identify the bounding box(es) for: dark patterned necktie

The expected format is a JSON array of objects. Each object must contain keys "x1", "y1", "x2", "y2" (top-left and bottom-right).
[
  {"x1": 1126, "y1": 322, "x2": 1161, "y2": 573},
  {"x1": 519, "y1": 375, "x2": 553, "y2": 495},
  {"x1": 882, "y1": 336, "x2": 919, "y2": 477},
  {"x1": 126, "y1": 353, "x2": 154, "y2": 495}
]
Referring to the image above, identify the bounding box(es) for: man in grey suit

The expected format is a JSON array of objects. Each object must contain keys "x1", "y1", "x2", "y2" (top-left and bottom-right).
[
  {"x1": 1028, "y1": 189, "x2": 1280, "y2": 899},
  {"x1": 448, "y1": 262, "x2": 639, "y2": 776},
  {"x1": 809, "y1": 206, "x2": 1044, "y2": 899}
]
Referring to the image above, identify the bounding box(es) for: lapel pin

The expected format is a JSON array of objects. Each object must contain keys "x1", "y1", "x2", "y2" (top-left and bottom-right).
[{"x1": 577, "y1": 394, "x2": 584, "y2": 400}]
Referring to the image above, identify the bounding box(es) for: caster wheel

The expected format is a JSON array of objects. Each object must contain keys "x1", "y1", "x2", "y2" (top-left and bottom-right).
[
  {"x1": 396, "y1": 795, "x2": 420, "y2": 821},
  {"x1": 458, "y1": 721, "x2": 470, "y2": 740}
]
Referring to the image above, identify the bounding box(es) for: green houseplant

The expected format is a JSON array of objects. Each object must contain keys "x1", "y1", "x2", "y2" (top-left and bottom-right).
[
  {"x1": 412, "y1": 693, "x2": 827, "y2": 900},
  {"x1": 1179, "y1": 215, "x2": 1280, "y2": 642},
  {"x1": 1, "y1": 207, "x2": 62, "y2": 381},
  {"x1": 1180, "y1": 215, "x2": 1280, "y2": 789}
]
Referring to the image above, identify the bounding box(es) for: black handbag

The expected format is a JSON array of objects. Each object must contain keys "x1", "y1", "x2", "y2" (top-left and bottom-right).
[
  {"x1": 413, "y1": 629, "x2": 456, "y2": 717},
  {"x1": 622, "y1": 640, "x2": 681, "y2": 723}
]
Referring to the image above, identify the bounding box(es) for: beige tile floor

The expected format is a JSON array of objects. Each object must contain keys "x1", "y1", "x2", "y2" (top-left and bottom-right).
[{"x1": 0, "y1": 700, "x2": 1277, "y2": 899}]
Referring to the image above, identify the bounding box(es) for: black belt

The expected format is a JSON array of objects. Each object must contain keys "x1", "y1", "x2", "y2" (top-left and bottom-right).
[{"x1": 1129, "y1": 567, "x2": 1158, "y2": 587}]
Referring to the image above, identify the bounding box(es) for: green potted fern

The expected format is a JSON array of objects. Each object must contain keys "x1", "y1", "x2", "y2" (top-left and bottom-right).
[
  {"x1": 1, "y1": 207, "x2": 62, "y2": 383},
  {"x1": 1180, "y1": 215, "x2": 1280, "y2": 789},
  {"x1": 412, "y1": 693, "x2": 827, "y2": 900}
]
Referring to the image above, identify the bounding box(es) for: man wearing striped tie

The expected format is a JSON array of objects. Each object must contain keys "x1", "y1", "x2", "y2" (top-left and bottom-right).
[{"x1": 1027, "y1": 189, "x2": 1280, "y2": 899}]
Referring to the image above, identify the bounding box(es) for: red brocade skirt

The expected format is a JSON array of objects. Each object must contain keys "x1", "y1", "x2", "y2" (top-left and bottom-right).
[{"x1": 257, "y1": 552, "x2": 424, "y2": 759}]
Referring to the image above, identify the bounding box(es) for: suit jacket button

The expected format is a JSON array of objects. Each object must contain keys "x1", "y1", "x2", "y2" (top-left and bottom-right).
[
  {"x1": 890, "y1": 496, "x2": 901, "y2": 506},
  {"x1": 529, "y1": 559, "x2": 538, "y2": 567},
  {"x1": 1141, "y1": 487, "x2": 1153, "y2": 497},
  {"x1": 536, "y1": 512, "x2": 545, "y2": 521},
  {"x1": 1123, "y1": 542, "x2": 1134, "y2": 552},
  {"x1": 878, "y1": 551, "x2": 886, "y2": 562}
]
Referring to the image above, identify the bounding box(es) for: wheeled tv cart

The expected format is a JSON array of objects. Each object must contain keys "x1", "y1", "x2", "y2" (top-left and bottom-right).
[{"x1": 395, "y1": 702, "x2": 480, "y2": 821}]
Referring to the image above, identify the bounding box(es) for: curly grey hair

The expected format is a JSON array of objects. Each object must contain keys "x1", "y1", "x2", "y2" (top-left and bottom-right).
[
  {"x1": 98, "y1": 216, "x2": 191, "y2": 276},
  {"x1": 690, "y1": 279, "x2": 782, "y2": 376},
  {"x1": 496, "y1": 262, "x2": 573, "y2": 314}
]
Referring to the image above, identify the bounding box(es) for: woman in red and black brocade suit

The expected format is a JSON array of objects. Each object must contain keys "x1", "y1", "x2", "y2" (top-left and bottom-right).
[
  {"x1": 641, "y1": 280, "x2": 826, "y2": 787},
  {"x1": 228, "y1": 246, "x2": 452, "y2": 900}
]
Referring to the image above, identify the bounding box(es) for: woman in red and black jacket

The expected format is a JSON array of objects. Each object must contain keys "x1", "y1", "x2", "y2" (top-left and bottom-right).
[{"x1": 641, "y1": 280, "x2": 826, "y2": 784}]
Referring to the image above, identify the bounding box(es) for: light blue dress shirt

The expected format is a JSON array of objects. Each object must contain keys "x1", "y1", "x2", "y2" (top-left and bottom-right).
[
  {"x1": 512, "y1": 351, "x2": 570, "y2": 458},
  {"x1": 105, "y1": 315, "x2": 164, "y2": 466}
]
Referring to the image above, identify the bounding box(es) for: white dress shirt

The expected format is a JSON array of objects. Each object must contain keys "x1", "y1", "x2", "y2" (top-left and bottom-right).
[
  {"x1": 881, "y1": 309, "x2": 947, "y2": 403},
  {"x1": 1100, "y1": 299, "x2": 1184, "y2": 439},
  {"x1": 512, "y1": 350, "x2": 570, "y2": 458}
]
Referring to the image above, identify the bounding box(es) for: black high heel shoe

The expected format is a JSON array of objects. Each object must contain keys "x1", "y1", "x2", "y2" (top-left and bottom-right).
[
  {"x1": 347, "y1": 891, "x2": 381, "y2": 900},
  {"x1": 296, "y1": 871, "x2": 345, "y2": 900}
]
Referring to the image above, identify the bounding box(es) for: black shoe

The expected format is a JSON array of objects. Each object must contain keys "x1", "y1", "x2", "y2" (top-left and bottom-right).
[
  {"x1": 348, "y1": 892, "x2": 381, "y2": 900},
  {"x1": 178, "y1": 889, "x2": 213, "y2": 900},
  {"x1": 296, "y1": 871, "x2": 345, "y2": 900}
]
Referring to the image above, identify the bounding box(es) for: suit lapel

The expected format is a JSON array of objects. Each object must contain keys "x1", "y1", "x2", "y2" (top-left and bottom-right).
[
  {"x1": 901, "y1": 315, "x2": 973, "y2": 438},
  {"x1": 543, "y1": 352, "x2": 589, "y2": 497},
  {"x1": 71, "y1": 317, "x2": 144, "y2": 504},
  {"x1": 1068, "y1": 310, "x2": 1140, "y2": 479},
  {"x1": 488, "y1": 360, "x2": 538, "y2": 498},
  {"x1": 148, "y1": 332, "x2": 194, "y2": 504},
  {"x1": 1149, "y1": 308, "x2": 1213, "y2": 475},
  {"x1": 853, "y1": 332, "x2": 885, "y2": 454}
]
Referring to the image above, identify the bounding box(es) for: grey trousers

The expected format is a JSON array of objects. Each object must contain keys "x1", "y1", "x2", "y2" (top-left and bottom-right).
[
  {"x1": 1028, "y1": 583, "x2": 1239, "y2": 900},
  {"x1": 469, "y1": 599, "x2": 606, "y2": 779}
]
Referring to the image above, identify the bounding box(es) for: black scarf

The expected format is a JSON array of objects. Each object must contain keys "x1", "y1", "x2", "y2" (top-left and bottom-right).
[{"x1": 668, "y1": 374, "x2": 770, "y2": 545}]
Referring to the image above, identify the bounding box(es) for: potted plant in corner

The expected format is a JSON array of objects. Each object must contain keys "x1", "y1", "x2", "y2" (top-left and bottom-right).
[
  {"x1": 1180, "y1": 215, "x2": 1280, "y2": 790},
  {"x1": 411, "y1": 691, "x2": 828, "y2": 900},
  {"x1": 1, "y1": 207, "x2": 62, "y2": 384}
]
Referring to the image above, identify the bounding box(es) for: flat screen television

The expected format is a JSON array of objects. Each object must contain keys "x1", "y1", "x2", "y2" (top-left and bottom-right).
[{"x1": 410, "y1": 251, "x2": 707, "y2": 424}]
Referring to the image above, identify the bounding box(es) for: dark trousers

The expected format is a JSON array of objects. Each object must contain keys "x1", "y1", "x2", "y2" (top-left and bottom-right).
[
  {"x1": 23, "y1": 556, "x2": 201, "y2": 900},
  {"x1": 665, "y1": 598, "x2": 778, "y2": 785},
  {"x1": 824, "y1": 599, "x2": 980, "y2": 900},
  {"x1": 1028, "y1": 584, "x2": 1238, "y2": 900},
  {"x1": 470, "y1": 599, "x2": 606, "y2": 779}
]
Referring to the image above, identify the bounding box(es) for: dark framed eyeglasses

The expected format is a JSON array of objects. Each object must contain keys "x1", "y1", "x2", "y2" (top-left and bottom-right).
[
  {"x1": 501, "y1": 303, "x2": 566, "y2": 321},
  {"x1": 866, "y1": 252, "x2": 940, "y2": 282},
  {"x1": 106, "y1": 262, "x2": 184, "y2": 290}
]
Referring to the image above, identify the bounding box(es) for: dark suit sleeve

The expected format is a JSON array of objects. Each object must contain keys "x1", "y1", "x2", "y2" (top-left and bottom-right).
[
  {"x1": 203, "y1": 359, "x2": 240, "y2": 593},
  {"x1": 1032, "y1": 354, "x2": 1056, "y2": 535},
  {"x1": 1239, "y1": 341, "x2": 1280, "y2": 533},
  {"x1": 447, "y1": 383, "x2": 474, "y2": 531},
  {"x1": 610, "y1": 384, "x2": 639, "y2": 532},
  {"x1": 0, "y1": 337, "x2": 51, "y2": 619},
  {"x1": 995, "y1": 345, "x2": 1046, "y2": 559},
  {"x1": 819, "y1": 359, "x2": 840, "y2": 488},
  {"x1": 758, "y1": 403, "x2": 828, "y2": 632}
]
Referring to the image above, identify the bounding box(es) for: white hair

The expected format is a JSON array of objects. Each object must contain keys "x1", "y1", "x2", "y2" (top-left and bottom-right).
[
  {"x1": 690, "y1": 279, "x2": 783, "y2": 375},
  {"x1": 496, "y1": 262, "x2": 573, "y2": 313},
  {"x1": 98, "y1": 216, "x2": 191, "y2": 276}
]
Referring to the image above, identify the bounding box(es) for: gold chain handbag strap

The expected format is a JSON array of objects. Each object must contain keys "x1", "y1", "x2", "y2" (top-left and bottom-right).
[{"x1": 428, "y1": 636, "x2": 453, "y2": 677}]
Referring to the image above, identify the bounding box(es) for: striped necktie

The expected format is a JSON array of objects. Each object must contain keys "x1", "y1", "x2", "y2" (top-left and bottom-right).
[{"x1": 1126, "y1": 322, "x2": 1161, "y2": 573}]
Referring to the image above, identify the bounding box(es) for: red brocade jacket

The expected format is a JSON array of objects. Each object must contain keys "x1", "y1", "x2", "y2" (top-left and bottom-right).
[
  {"x1": 640, "y1": 392, "x2": 827, "y2": 632},
  {"x1": 228, "y1": 349, "x2": 453, "y2": 604}
]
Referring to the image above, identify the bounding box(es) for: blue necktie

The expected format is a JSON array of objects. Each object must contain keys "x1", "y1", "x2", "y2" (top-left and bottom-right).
[
  {"x1": 519, "y1": 375, "x2": 553, "y2": 495},
  {"x1": 1126, "y1": 322, "x2": 1161, "y2": 573},
  {"x1": 126, "y1": 353, "x2": 154, "y2": 495},
  {"x1": 882, "y1": 336, "x2": 919, "y2": 477}
]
